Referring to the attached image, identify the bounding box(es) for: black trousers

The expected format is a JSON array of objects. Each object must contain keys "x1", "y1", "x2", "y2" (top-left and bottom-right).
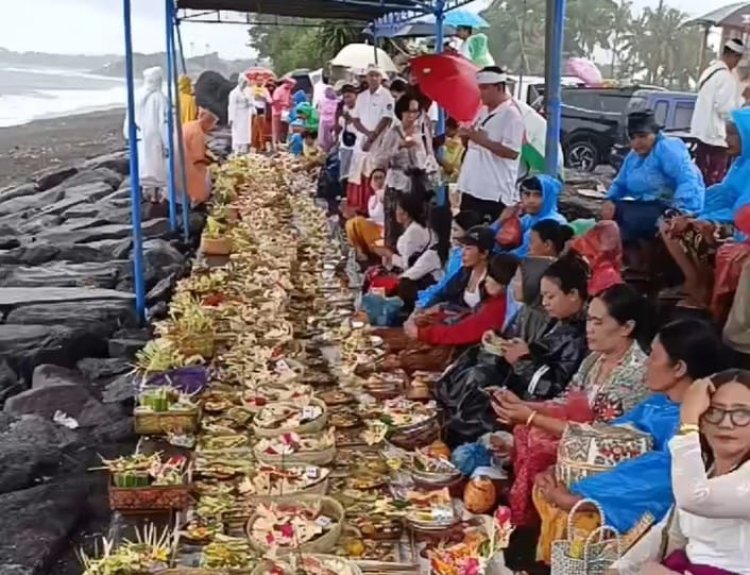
[{"x1": 459, "y1": 193, "x2": 505, "y2": 223}]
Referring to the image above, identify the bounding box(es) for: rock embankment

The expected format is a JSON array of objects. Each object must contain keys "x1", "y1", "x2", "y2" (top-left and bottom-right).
[{"x1": 0, "y1": 152, "x2": 199, "y2": 575}]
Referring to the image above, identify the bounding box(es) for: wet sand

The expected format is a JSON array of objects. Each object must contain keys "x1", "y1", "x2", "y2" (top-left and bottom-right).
[{"x1": 0, "y1": 109, "x2": 126, "y2": 189}]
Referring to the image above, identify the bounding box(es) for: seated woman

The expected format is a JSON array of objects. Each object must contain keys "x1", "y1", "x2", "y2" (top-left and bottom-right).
[
  {"x1": 568, "y1": 220, "x2": 625, "y2": 296},
  {"x1": 415, "y1": 211, "x2": 485, "y2": 310},
  {"x1": 405, "y1": 253, "x2": 518, "y2": 347},
  {"x1": 617, "y1": 369, "x2": 750, "y2": 575},
  {"x1": 302, "y1": 130, "x2": 325, "y2": 169},
  {"x1": 530, "y1": 318, "x2": 726, "y2": 565},
  {"x1": 436, "y1": 254, "x2": 590, "y2": 446},
  {"x1": 494, "y1": 284, "x2": 653, "y2": 528},
  {"x1": 345, "y1": 169, "x2": 387, "y2": 261},
  {"x1": 411, "y1": 224, "x2": 496, "y2": 318},
  {"x1": 602, "y1": 110, "x2": 705, "y2": 246},
  {"x1": 366, "y1": 192, "x2": 441, "y2": 307},
  {"x1": 661, "y1": 109, "x2": 750, "y2": 309},
  {"x1": 528, "y1": 219, "x2": 574, "y2": 258},
  {"x1": 503, "y1": 256, "x2": 555, "y2": 344},
  {"x1": 495, "y1": 175, "x2": 567, "y2": 257}
]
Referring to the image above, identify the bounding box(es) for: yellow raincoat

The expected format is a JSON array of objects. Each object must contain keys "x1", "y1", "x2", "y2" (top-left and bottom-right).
[{"x1": 178, "y1": 75, "x2": 198, "y2": 125}]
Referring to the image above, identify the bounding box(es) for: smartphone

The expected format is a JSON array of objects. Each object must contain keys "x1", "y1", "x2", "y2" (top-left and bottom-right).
[{"x1": 480, "y1": 386, "x2": 504, "y2": 399}]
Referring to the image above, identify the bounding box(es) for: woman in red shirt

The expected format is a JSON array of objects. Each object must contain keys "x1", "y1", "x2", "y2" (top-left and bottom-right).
[{"x1": 405, "y1": 253, "x2": 519, "y2": 346}]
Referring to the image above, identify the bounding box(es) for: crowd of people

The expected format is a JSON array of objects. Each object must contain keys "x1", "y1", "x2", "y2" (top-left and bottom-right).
[
  {"x1": 123, "y1": 39, "x2": 750, "y2": 574},
  {"x1": 322, "y1": 45, "x2": 749, "y2": 575}
]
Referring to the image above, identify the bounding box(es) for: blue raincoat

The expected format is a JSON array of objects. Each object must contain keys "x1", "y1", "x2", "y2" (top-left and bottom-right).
[
  {"x1": 501, "y1": 174, "x2": 567, "y2": 258},
  {"x1": 416, "y1": 175, "x2": 566, "y2": 309},
  {"x1": 699, "y1": 108, "x2": 750, "y2": 239},
  {"x1": 607, "y1": 134, "x2": 705, "y2": 215},
  {"x1": 287, "y1": 90, "x2": 308, "y2": 124},
  {"x1": 571, "y1": 394, "x2": 680, "y2": 533}
]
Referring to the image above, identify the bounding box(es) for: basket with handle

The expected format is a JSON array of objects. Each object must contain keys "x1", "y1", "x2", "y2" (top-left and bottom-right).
[{"x1": 550, "y1": 499, "x2": 622, "y2": 575}]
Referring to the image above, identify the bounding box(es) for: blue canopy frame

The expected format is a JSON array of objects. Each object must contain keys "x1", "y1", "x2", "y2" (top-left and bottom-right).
[{"x1": 122, "y1": 0, "x2": 567, "y2": 319}]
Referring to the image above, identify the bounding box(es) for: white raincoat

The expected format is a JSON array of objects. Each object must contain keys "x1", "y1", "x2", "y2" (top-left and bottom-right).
[
  {"x1": 228, "y1": 76, "x2": 253, "y2": 152},
  {"x1": 123, "y1": 67, "x2": 168, "y2": 190}
]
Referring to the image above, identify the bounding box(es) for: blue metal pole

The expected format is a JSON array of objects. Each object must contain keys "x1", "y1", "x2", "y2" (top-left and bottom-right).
[
  {"x1": 434, "y1": 0, "x2": 446, "y2": 207},
  {"x1": 172, "y1": 5, "x2": 191, "y2": 243},
  {"x1": 544, "y1": 0, "x2": 566, "y2": 176},
  {"x1": 123, "y1": 0, "x2": 146, "y2": 321},
  {"x1": 164, "y1": 0, "x2": 178, "y2": 231}
]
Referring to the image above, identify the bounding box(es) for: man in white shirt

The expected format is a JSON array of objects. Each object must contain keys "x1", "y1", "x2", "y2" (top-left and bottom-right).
[
  {"x1": 690, "y1": 38, "x2": 745, "y2": 186},
  {"x1": 457, "y1": 66, "x2": 525, "y2": 222},
  {"x1": 351, "y1": 65, "x2": 394, "y2": 153}
]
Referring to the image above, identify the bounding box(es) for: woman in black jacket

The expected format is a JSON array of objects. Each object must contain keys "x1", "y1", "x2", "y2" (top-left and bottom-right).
[{"x1": 437, "y1": 253, "x2": 590, "y2": 446}]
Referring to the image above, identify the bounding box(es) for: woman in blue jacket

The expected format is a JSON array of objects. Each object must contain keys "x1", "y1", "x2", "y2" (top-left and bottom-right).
[
  {"x1": 602, "y1": 110, "x2": 705, "y2": 243},
  {"x1": 661, "y1": 108, "x2": 750, "y2": 308}
]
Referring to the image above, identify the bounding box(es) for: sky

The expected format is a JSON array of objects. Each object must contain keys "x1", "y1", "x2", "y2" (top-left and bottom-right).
[{"x1": 0, "y1": 0, "x2": 738, "y2": 60}]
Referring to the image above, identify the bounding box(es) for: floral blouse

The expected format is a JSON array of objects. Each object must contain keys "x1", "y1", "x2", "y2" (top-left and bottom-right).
[{"x1": 562, "y1": 341, "x2": 651, "y2": 422}]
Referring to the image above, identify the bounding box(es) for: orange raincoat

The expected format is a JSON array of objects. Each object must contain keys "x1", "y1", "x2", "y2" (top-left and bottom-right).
[{"x1": 179, "y1": 108, "x2": 217, "y2": 205}]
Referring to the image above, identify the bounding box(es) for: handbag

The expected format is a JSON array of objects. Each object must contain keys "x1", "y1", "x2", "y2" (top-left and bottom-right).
[
  {"x1": 556, "y1": 422, "x2": 653, "y2": 487},
  {"x1": 551, "y1": 499, "x2": 622, "y2": 575},
  {"x1": 497, "y1": 216, "x2": 523, "y2": 249}
]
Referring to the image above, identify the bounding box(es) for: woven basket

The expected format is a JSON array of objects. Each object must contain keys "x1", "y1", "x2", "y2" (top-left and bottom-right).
[
  {"x1": 176, "y1": 333, "x2": 216, "y2": 360},
  {"x1": 556, "y1": 423, "x2": 654, "y2": 487},
  {"x1": 246, "y1": 495, "x2": 344, "y2": 556},
  {"x1": 158, "y1": 569, "x2": 254, "y2": 575},
  {"x1": 388, "y1": 415, "x2": 440, "y2": 450},
  {"x1": 108, "y1": 482, "x2": 192, "y2": 512},
  {"x1": 398, "y1": 345, "x2": 453, "y2": 373},
  {"x1": 370, "y1": 327, "x2": 412, "y2": 352},
  {"x1": 200, "y1": 235, "x2": 233, "y2": 256},
  {"x1": 254, "y1": 444, "x2": 337, "y2": 467},
  {"x1": 244, "y1": 475, "x2": 330, "y2": 501},
  {"x1": 251, "y1": 398, "x2": 328, "y2": 438},
  {"x1": 251, "y1": 555, "x2": 362, "y2": 575},
  {"x1": 134, "y1": 407, "x2": 201, "y2": 435},
  {"x1": 550, "y1": 499, "x2": 622, "y2": 575}
]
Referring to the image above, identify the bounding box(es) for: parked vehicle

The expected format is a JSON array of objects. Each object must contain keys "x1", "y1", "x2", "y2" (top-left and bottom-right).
[
  {"x1": 506, "y1": 74, "x2": 585, "y2": 106},
  {"x1": 609, "y1": 89, "x2": 698, "y2": 171}
]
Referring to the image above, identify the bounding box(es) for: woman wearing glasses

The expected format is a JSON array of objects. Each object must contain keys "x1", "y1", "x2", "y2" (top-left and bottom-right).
[{"x1": 620, "y1": 369, "x2": 750, "y2": 574}]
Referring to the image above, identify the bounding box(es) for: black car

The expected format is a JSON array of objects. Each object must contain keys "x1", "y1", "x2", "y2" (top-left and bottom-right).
[{"x1": 558, "y1": 86, "x2": 660, "y2": 172}]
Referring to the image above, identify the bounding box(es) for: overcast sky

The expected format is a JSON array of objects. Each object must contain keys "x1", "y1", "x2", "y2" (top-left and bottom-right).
[{"x1": 0, "y1": 0, "x2": 735, "y2": 60}]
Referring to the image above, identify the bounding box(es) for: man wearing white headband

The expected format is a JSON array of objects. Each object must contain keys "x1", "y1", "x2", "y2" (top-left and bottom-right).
[
  {"x1": 691, "y1": 38, "x2": 745, "y2": 186},
  {"x1": 456, "y1": 66, "x2": 524, "y2": 220}
]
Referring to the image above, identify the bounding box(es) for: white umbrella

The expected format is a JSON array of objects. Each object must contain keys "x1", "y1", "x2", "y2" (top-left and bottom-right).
[{"x1": 330, "y1": 43, "x2": 398, "y2": 73}]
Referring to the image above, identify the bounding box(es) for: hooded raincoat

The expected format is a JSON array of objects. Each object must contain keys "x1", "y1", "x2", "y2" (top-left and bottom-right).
[
  {"x1": 227, "y1": 76, "x2": 252, "y2": 152},
  {"x1": 459, "y1": 33, "x2": 495, "y2": 68},
  {"x1": 124, "y1": 67, "x2": 168, "y2": 190},
  {"x1": 699, "y1": 108, "x2": 750, "y2": 238},
  {"x1": 178, "y1": 75, "x2": 198, "y2": 125},
  {"x1": 506, "y1": 174, "x2": 567, "y2": 258},
  {"x1": 287, "y1": 91, "x2": 308, "y2": 124},
  {"x1": 607, "y1": 134, "x2": 705, "y2": 215},
  {"x1": 295, "y1": 102, "x2": 319, "y2": 132}
]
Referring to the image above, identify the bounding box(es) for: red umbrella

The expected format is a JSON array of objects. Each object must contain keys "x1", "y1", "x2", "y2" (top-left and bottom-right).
[
  {"x1": 410, "y1": 54, "x2": 481, "y2": 123},
  {"x1": 245, "y1": 67, "x2": 276, "y2": 84}
]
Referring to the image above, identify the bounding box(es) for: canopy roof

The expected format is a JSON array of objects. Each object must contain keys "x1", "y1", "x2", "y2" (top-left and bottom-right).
[
  {"x1": 176, "y1": 0, "x2": 430, "y2": 21},
  {"x1": 683, "y1": 2, "x2": 750, "y2": 28}
]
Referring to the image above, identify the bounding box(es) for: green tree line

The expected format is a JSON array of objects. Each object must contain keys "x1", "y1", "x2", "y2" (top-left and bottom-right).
[{"x1": 247, "y1": 0, "x2": 711, "y2": 89}]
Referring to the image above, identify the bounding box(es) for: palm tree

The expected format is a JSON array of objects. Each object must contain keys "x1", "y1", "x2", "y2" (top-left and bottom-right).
[{"x1": 609, "y1": 0, "x2": 635, "y2": 78}]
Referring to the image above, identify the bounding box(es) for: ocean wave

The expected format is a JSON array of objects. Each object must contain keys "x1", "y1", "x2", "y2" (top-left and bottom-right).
[{"x1": 0, "y1": 85, "x2": 128, "y2": 128}]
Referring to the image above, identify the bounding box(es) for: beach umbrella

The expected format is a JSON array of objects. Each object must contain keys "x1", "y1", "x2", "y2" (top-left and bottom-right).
[
  {"x1": 443, "y1": 10, "x2": 489, "y2": 29},
  {"x1": 330, "y1": 43, "x2": 398, "y2": 73},
  {"x1": 565, "y1": 57, "x2": 603, "y2": 87}
]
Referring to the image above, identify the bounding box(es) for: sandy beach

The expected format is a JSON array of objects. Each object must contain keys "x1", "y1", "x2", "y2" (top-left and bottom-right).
[{"x1": 0, "y1": 109, "x2": 126, "y2": 189}]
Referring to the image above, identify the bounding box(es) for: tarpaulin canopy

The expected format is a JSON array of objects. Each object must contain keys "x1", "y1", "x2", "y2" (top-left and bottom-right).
[{"x1": 176, "y1": 0, "x2": 429, "y2": 21}]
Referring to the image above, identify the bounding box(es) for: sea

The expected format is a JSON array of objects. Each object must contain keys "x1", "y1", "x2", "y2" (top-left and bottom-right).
[{"x1": 0, "y1": 65, "x2": 129, "y2": 128}]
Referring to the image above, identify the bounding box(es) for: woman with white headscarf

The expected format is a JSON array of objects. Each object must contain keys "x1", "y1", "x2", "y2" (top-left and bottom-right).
[
  {"x1": 227, "y1": 75, "x2": 253, "y2": 154},
  {"x1": 124, "y1": 66, "x2": 169, "y2": 203}
]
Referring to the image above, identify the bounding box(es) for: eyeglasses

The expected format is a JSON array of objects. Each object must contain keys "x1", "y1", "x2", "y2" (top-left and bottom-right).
[{"x1": 703, "y1": 406, "x2": 750, "y2": 428}]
